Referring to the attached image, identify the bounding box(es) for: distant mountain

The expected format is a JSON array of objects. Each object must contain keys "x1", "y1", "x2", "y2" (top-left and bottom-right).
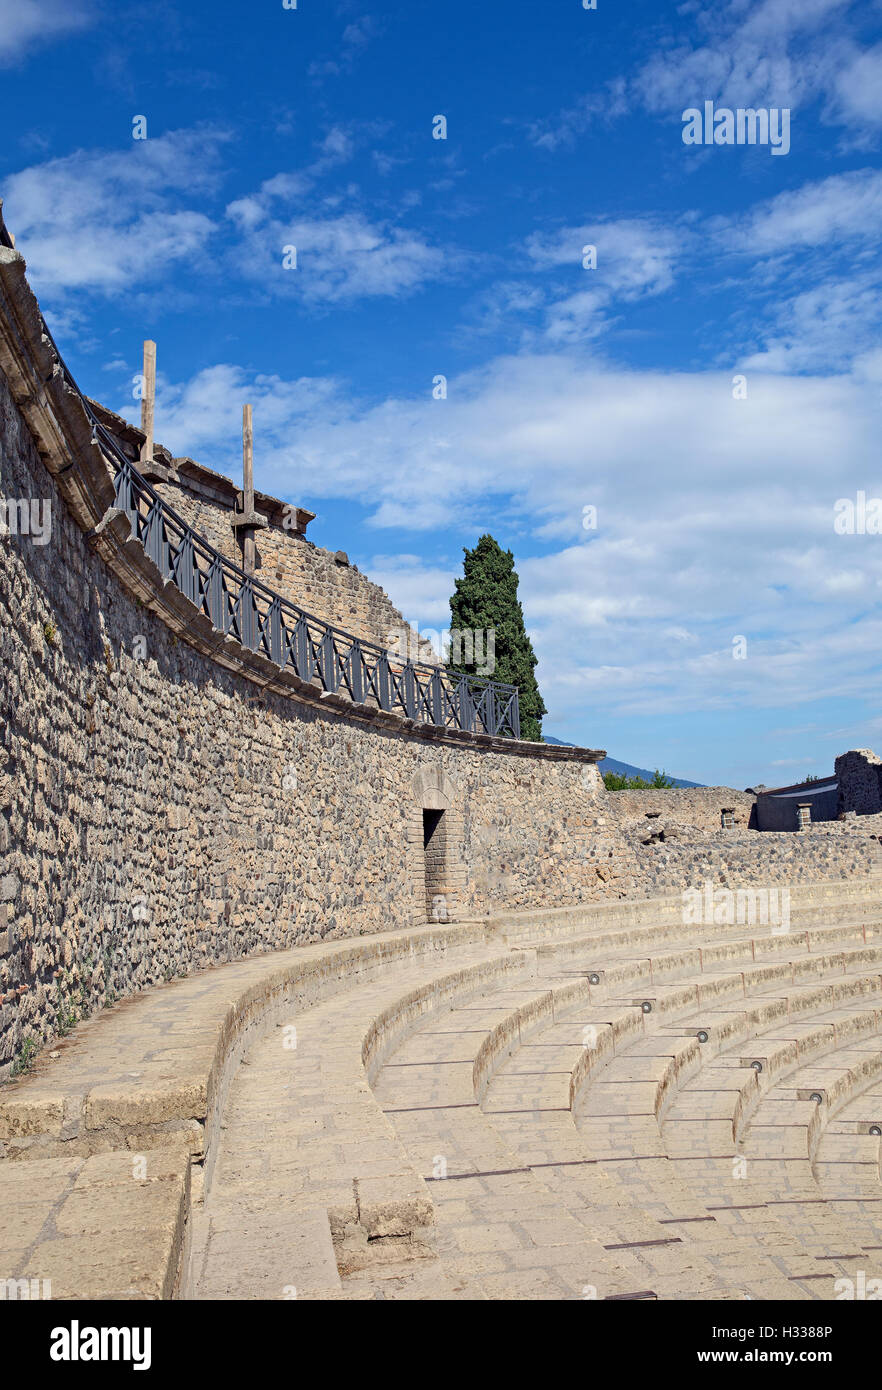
[
  {"x1": 598, "y1": 757, "x2": 704, "y2": 789},
  {"x1": 543, "y1": 739, "x2": 704, "y2": 788}
]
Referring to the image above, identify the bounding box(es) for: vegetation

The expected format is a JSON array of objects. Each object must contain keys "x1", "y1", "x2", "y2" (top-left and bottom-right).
[
  {"x1": 9, "y1": 1037, "x2": 39, "y2": 1079},
  {"x1": 447, "y1": 534, "x2": 547, "y2": 742},
  {"x1": 603, "y1": 769, "x2": 676, "y2": 791},
  {"x1": 55, "y1": 976, "x2": 81, "y2": 1037}
]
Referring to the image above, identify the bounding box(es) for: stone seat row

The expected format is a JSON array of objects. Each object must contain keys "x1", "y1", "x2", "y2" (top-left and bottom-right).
[
  {"x1": 4, "y1": 880, "x2": 882, "y2": 1298},
  {"x1": 357, "y1": 925, "x2": 882, "y2": 1295},
  {"x1": 365, "y1": 941, "x2": 882, "y2": 1297}
]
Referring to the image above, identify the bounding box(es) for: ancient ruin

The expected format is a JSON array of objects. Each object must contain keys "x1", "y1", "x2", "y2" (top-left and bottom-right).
[{"x1": 3, "y1": 209, "x2": 882, "y2": 1301}]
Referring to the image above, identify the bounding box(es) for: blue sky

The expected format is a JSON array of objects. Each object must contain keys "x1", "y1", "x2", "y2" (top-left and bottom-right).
[{"x1": 3, "y1": 0, "x2": 882, "y2": 786}]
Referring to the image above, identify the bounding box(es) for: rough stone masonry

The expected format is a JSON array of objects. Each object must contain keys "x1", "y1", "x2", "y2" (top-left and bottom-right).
[{"x1": 2, "y1": 233, "x2": 881, "y2": 1075}]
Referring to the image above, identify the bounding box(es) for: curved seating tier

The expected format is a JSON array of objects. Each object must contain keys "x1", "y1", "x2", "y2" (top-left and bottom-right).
[{"x1": 4, "y1": 881, "x2": 882, "y2": 1299}]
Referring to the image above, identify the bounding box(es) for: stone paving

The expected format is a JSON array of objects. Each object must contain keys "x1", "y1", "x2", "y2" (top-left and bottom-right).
[
  {"x1": 188, "y1": 885, "x2": 882, "y2": 1300},
  {"x1": 4, "y1": 882, "x2": 882, "y2": 1301}
]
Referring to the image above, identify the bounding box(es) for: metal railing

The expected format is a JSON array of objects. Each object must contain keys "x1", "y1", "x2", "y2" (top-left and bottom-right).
[
  {"x1": 2, "y1": 216, "x2": 520, "y2": 737},
  {"x1": 111, "y1": 456, "x2": 520, "y2": 736}
]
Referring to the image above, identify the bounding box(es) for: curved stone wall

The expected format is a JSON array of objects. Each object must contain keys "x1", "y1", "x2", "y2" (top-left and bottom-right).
[
  {"x1": 3, "y1": 236, "x2": 882, "y2": 1079},
  {"x1": 0, "y1": 242, "x2": 619, "y2": 1068},
  {"x1": 151, "y1": 475, "x2": 436, "y2": 662},
  {"x1": 86, "y1": 399, "x2": 437, "y2": 662}
]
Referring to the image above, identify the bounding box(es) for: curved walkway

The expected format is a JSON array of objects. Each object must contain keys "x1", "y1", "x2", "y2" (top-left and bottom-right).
[{"x1": 3, "y1": 881, "x2": 882, "y2": 1300}]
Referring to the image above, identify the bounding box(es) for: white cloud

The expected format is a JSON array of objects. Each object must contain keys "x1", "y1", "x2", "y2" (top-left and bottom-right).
[
  {"x1": 543, "y1": 290, "x2": 609, "y2": 344},
  {"x1": 225, "y1": 163, "x2": 450, "y2": 303},
  {"x1": 541, "y1": 0, "x2": 882, "y2": 148},
  {"x1": 724, "y1": 168, "x2": 882, "y2": 255},
  {"x1": 112, "y1": 345, "x2": 882, "y2": 731},
  {"x1": 464, "y1": 218, "x2": 684, "y2": 347},
  {"x1": 364, "y1": 555, "x2": 455, "y2": 628},
  {"x1": 309, "y1": 17, "x2": 379, "y2": 78},
  {"x1": 0, "y1": 0, "x2": 92, "y2": 64},
  {"x1": 634, "y1": 0, "x2": 852, "y2": 113},
  {"x1": 527, "y1": 218, "x2": 682, "y2": 298},
  {"x1": 528, "y1": 78, "x2": 630, "y2": 150},
  {"x1": 3, "y1": 128, "x2": 227, "y2": 293},
  {"x1": 827, "y1": 41, "x2": 882, "y2": 130},
  {"x1": 232, "y1": 207, "x2": 448, "y2": 303},
  {"x1": 115, "y1": 363, "x2": 341, "y2": 469},
  {"x1": 739, "y1": 272, "x2": 882, "y2": 372}
]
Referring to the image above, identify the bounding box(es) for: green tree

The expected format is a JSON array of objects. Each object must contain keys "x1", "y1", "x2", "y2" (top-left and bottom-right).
[
  {"x1": 603, "y1": 769, "x2": 675, "y2": 791},
  {"x1": 448, "y1": 534, "x2": 547, "y2": 741}
]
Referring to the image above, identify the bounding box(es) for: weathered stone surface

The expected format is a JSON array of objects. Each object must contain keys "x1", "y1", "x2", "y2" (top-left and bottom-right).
[
  {"x1": 836, "y1": 749, "x2": 882, "y2": 816},
  {"x1": 3, "y1": 223, "x2": 882, "y2": 1121}
]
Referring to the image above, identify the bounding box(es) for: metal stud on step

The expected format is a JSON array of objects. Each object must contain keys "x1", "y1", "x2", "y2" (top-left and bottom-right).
[
  {"x1": 641, "y1": 1001, "x2": 653, "y2": 1014},
  {"x1": 697, "y1": 1030, "x2": 709, "y2": 1043},
  {"x1": 588, "y1": 973, "x2": 601, "y2": 985},
  {"x1": 751, "y1": 1060, "x2": 763, "y2": 1072},
  {"x1": 810, "y1": 1093, "x2": 823, "y2": 1104}
]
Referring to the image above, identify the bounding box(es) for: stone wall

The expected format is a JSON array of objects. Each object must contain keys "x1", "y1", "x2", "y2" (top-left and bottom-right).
[
  {"x1": 4, "y1": 237, "x2": 882, "y2": 1077},
  {"x1": 623, "y1": 826, "x2": 882, "y2": 898},
  {"x1": 836, "y1": 749, "x2": 882, "y2": 816},
  {"x1": 0, "y1": 323, "x2": 622, "y2": 1070},
  {"x1": 85, "y1": 401, "x2": 436, "y2": 664},
  {"x1": 609, "y1": 787, "x2": 756, "y2": 832}
]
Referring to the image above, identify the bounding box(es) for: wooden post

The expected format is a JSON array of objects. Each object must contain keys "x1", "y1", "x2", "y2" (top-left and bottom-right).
[
  {"x1": 242, "y1": 403, "x2": 255, "y2": 575},
  {"x1": 140, "y1": 340, "x2": 156, "y2": 465}
]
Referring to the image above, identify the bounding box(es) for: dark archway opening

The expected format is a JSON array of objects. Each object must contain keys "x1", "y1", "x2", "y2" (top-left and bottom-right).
[{"x1": 423, "y1": 809, "x2": 447, "y2": 921}]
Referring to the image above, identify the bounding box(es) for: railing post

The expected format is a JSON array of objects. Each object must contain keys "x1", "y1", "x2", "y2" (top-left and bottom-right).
[
  {"x1": 268, "y1": 596, "x2": 283, "y2": 665},
  {"x1": 456, "y1": 674, "x2": 473, "y2": 732},
  {"x1": 377, "y1": 652, "x2": 391, "y2": 710},
  {"x1": 144, "y1": 498, "x2": 167, "y2": 573},
  {"x1": 240, "y1": 576, "x2": 256, "y2": 649},
  {"x1": 403, "y1": 662, "x2": 416, "y2": 718},
  {"x1": 176, "y1": 532, "x2": 197, "y2": 604},
  {"x1": 206, "y1": 556, "x2": 225, "y2": 630},
  {"x1": 320, "y1": 629, "x2": 337, "y2": 691},
  {"x1": 483, "y1": 684, "x2": 494, "y2": 735},
  {"x1": 430, "y1": 669, "x2": 445, "y2": 726},
  {"x1": 113, "y1": 460, "x2": 137, "y2": 530},
  {"x1": 294, "y1": 616, "x2": 311, "y2": 680},
  {"x1": 349, "y1": 639, "x2": 364, "y2": 703}
]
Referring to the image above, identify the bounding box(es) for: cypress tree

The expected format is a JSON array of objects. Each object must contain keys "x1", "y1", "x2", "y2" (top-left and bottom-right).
[{"x1": 447, "y1": 534, "x2": 547, "y2": 741}]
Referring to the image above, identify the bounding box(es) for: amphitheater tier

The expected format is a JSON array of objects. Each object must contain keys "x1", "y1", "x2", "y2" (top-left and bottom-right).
[{"x1": 4, "y1": 225, "x2": 882, "y2": 1303}]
